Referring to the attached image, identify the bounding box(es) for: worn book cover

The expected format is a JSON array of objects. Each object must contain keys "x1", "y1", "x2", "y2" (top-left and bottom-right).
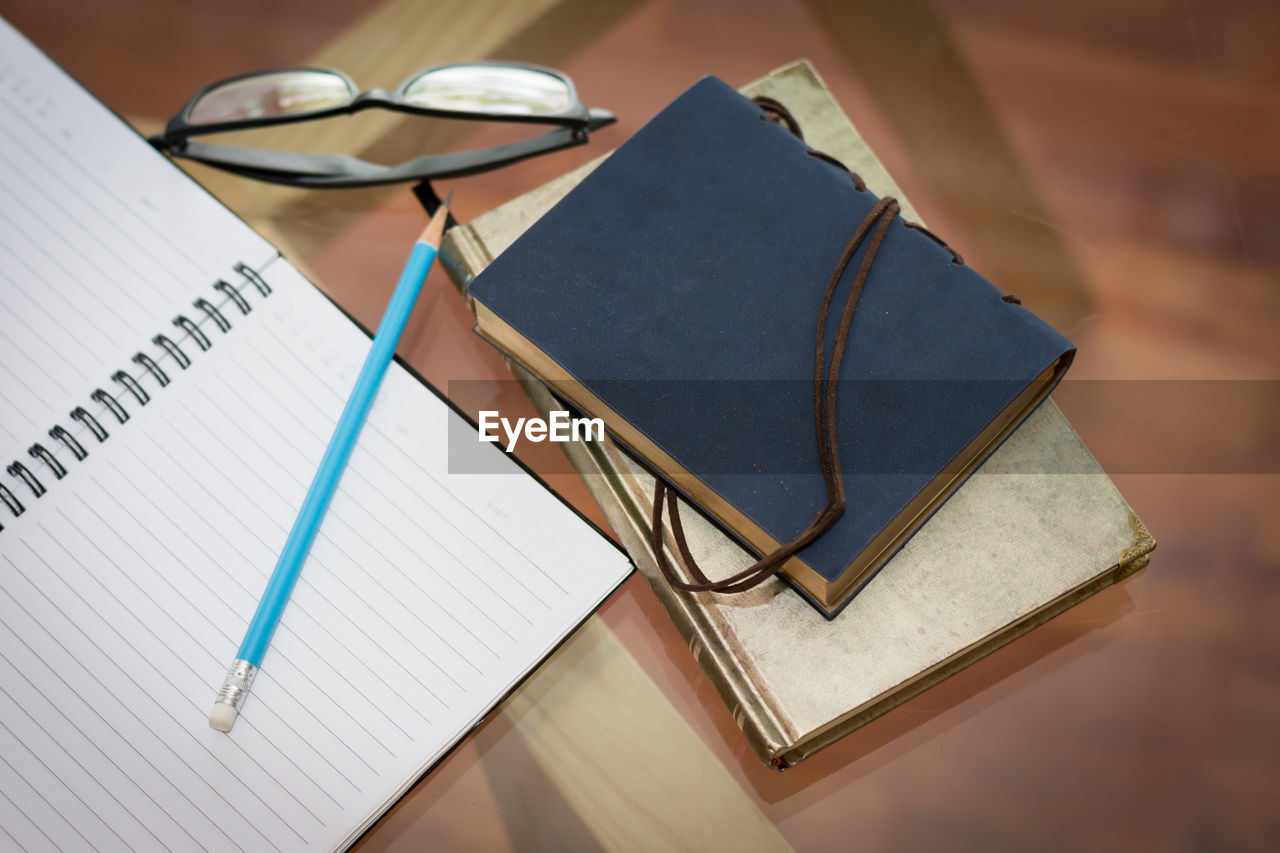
[
  {"x1": 465, "y1": 75, "x2": 1075, "y2": 616},
  {"x1": 442, "y1": 61, "x2": 1154, "y2": 768}
]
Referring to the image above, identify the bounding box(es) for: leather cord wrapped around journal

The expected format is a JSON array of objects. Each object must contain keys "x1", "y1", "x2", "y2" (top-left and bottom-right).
[{"x1": 467, "y1": 77, "x2": 1074, "y2": 617}]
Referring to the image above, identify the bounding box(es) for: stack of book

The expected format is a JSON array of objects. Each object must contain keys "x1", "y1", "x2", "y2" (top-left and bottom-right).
[{"x1": 441, "y1": 61, "x2": 1154, "y2": 768}]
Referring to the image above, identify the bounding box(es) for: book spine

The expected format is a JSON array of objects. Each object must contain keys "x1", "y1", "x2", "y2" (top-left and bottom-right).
[
  {"x1": 513, "y1": 369, "x2": 794, "y2": 767},
  {"x1": 0, "y1": 262, "x2": 275, "y2": 533},
  {"x1": 439, "y1": 222, "x2": 493, "y2": 303}
]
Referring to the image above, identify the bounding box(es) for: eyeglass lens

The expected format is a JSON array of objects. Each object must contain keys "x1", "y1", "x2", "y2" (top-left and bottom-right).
[
  {"x1": 402, "y1": 64, "x2": 573, "y2": 116},
  {"x1": 188, "y1": 70, "x2": 355, "y2": 124}
]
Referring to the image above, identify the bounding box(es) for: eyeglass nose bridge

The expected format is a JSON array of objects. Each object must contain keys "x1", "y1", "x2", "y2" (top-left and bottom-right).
[{"x1": 351, "y1": 88, "x2": 393, "y2": 108}]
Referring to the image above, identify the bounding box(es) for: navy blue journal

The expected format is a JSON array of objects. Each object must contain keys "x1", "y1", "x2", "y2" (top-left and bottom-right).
[{"x1": 467, "y1": 76, "x2": 1075, "y2": 617}]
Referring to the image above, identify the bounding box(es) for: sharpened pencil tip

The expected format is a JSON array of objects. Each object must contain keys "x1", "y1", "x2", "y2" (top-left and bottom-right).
[{"x1": 418, "y1": 192, "x2": 452, "y2": 249}]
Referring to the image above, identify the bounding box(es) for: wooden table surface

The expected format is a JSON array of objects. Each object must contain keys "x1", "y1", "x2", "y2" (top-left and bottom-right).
[{"x1": 7, "y1": 0, "x2": 1276, "y2": 849}]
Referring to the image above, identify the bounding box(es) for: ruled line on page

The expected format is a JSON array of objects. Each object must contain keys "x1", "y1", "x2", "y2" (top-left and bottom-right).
[
  {"x1": 90, "y1": 463, "x2": 426, "y2": 746},
  {"x1": 0, "y1": 328, "x2": 76, "y2": 398},
  {"x1": 15, "y1": 542, "x2": 312, "y2": 847},
  {"x1": 0, "y1": 263, "x2": 123, "y2": 375},
  {"x1": 166, "y1": 359, "x2": 530, "y2": 648},
  {"x1": 83, "y1": 464, "x2": 402, "y2": 771},
  {"x1": 138, "y1": 414, "x2": 467, "y2": 706},
  {"x1": 0, "y1": 137, "x2": 176, "y2": 302},
  {"x1": 0, "y1": 94, "x2": 209, "y2": 278},
  {"x1": 53, "y1": 499, "x2": 357, "y2": 803},
  {"x1": 0, "y1": 555, "x2": 273, "y2": 852},
  {"x1": 39, "y1": 516, "x2": 350, "y2": 811},
  {"x1": 198, "y1": 357, "x2": 545, "y2": 625},
  {"x1": 159, "y1": 389, "x2": 512, "y2": 657},
  {"x1": 0, "y1": 200, "x2": 144, "y2": 336},
  {"x1": 0, "y1": 243, "x2": 120, "y2": 353},
  {"x1": 0, "y1": 724, "x2": 113, "y2": 850},
  {"x1": 0, "y1": 159, "x2": 158, "y2": 314},
  {"x1": 106, "y1": 450, "x2": 430, "y2": 738},
  {"x1": 207, "y1": 340, "x2": 545, "y2": 623},
  {"x1": 0, "y1": 70, "x2": 275, "y2": 452},
  {"x1": 0, "y1": 667, "x2": 174, "y2": 849},
  {"x1": 0, "y1": 616, "x2": 218, "y2": 851},
  {"x1": 246, "y1": 323, "x2": 567, "y2": 597}
]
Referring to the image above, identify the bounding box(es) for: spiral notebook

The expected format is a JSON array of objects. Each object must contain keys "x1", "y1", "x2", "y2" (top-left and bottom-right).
[{"x1": 0, "y1": 18, "x2": 630, "y2": 852}]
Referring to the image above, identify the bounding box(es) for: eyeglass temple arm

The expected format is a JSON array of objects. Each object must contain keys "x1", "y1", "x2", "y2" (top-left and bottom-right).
[
  {"x1": 173, "y1": 143, "x2": 375, "y2": 179},
  {"x1": 412, "y1": 110, "x2": 615, "y2": 218},
  {"x1": 585, "y1": 107, "x2": 615, "y2": 129},
  {"x1": 166, "y1": 113, "x2": 615, "y2": 188}
]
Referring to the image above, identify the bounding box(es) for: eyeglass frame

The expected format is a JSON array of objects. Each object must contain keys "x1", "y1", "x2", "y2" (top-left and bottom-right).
[{"x1": 149, "y1": 60, "x2": 616, "y2": 188}]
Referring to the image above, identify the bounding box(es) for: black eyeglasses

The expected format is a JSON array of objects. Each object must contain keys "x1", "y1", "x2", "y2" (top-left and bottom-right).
[{"x1": 149, "y1": 61, "x2": 616, "y2": 188}]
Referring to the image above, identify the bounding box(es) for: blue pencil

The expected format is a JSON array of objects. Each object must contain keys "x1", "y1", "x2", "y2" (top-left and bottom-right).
[{"x1": 210, "y1": 197, "x2": 452, "y2": 733}]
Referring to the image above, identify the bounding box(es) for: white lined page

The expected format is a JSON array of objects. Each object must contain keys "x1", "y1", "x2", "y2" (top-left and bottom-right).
[
  {"x1": 0, "y1": 18, "x2": 276, "y2": 454},
  {"x1": 0, "y1": 18, "x2": 631, "y2": 852}
]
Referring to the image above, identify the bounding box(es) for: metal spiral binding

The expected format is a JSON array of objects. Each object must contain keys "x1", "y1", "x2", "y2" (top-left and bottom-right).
[
  {"x1": 0, "y1": 263, "x2": 275, "y2": 526},
  {"x1": 0, "y1": 483, "x2": 23, "y2": 531}
]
